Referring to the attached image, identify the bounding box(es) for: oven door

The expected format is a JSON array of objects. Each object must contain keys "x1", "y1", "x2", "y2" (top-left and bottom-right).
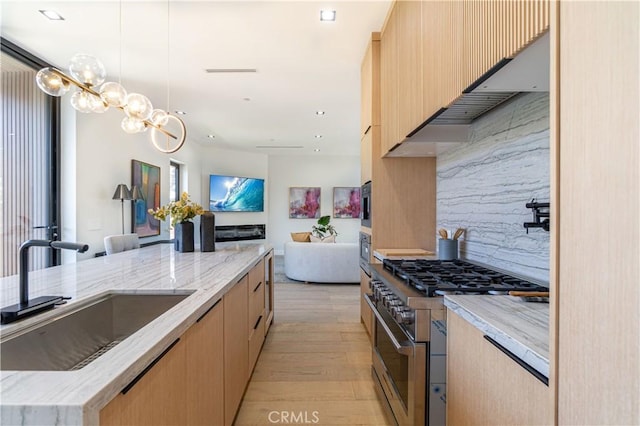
[{"x1": 365, "y1": 294, "x2": 426, "y2": 426}]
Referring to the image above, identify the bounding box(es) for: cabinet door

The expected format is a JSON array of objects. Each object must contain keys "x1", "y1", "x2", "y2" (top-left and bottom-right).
[
  {"x1": 359, "y1": 269, "x2": 373, "y2": 340},
  {"x1": 184, "y1": 300, "x2": 224, "y2": 426},
  {"x1": 397, "y1": 0, "x2": 423, "y2": 139},
  {"x1": 380, "y1": 3, "x2": 399, "y2": 155},
  {"x1": 224, "y1": 275, "x2": 249, "y2": 426},
  {"x1": 360, "y1": 130, "x2": 372, "y2": 185},
  {"x1": 361, "y1": 35, "x2": 381, "y2": 139},
  {"x1": 422, "y1": 0, "x2": 464, "y2": 119},
  {"x1": 100, "y1": 339, "x2": 187, "y2": 426},
  {"x1": 447, "y1": 311, "x2": 550, "y2": 425},
  {"x1": 264, "y1": 250, "x2": 275, "y2": 335},
  {"x1": 462, "y1": 0, "x2": 550, "y2": 90}
]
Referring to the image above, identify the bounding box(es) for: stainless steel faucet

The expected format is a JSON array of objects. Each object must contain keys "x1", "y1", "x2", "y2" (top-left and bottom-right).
[{"x1": 1, "y1": 239, "x2": 89, "y2": 324}]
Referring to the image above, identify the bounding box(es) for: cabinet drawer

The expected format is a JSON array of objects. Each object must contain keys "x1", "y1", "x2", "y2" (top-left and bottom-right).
[
  {"x1": 249, "y1": 276, "x2": 265, "y2": 324},
  {"x1": 248, "y1": 310, "x2": 265, "y2": 371}
]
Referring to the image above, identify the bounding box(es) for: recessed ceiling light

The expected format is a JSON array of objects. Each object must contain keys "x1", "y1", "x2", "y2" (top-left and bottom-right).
[
  {"x1": 207, "y1": 135, "x2": 215, "y2": 139},
  {"x1": 320, "y1": 10, "x2": 336, "y2": 21},
  {"x1": 316, "y1": 110, "x2": 325, "y2": 116},
  {"x1": 39, "y1": 10, "x2": 65, "y2": 20},
  {"x1": 243, "y1": 97, "x2": 251, "y2": 101},
  {"x1": 314, "y1": 148, "x2": 321, "y2": 152},
  {"x1": 314, "y1": 135, "x2": 323, "y2": 139},
  {"x1": 174, "y1": 110, "x2": 187, "y2": 115}
]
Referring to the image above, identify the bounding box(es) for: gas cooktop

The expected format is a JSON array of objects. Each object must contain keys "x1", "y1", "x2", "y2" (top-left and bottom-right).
[{"x1": 382, "y1": 258, "x2": 548, "y2": 297}]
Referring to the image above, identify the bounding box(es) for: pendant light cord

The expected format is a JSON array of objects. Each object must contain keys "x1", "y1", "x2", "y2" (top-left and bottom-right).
[
  {"x1": 166, "y1": 0, "x2": 170, "y2": 112},
  {"x1": 119, "y1": 0, "x2": 122, "y2": 84}
]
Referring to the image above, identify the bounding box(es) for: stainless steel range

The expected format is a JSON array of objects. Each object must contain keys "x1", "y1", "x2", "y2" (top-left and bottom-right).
[{"x1": 365, "y1": 258, "x2": 548, "y2": 426}]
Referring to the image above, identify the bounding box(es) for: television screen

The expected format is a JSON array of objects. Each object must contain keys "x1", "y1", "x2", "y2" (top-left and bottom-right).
[{"x1": 209, "y1": 174, "x2": 265, "y2": 212}]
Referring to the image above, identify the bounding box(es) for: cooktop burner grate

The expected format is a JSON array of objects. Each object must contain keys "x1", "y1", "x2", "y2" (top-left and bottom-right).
[{"x1": 383, "y1": 259, "x2": 547, "y2": 296}]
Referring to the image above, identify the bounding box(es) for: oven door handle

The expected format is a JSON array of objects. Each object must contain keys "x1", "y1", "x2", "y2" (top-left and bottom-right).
[{"x1": 364, "y1": 294, "x2": 413, "y2": 356}]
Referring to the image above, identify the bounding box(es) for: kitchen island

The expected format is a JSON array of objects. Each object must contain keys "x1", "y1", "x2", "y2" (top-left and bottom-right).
[{"x1": 0, "y1": 242, "x2": 272, "y2": 425}]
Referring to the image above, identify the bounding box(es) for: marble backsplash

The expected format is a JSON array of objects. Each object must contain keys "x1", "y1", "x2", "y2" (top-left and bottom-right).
[{"x1": 437, "y1": 92, "x2": 550, "y2": 283}]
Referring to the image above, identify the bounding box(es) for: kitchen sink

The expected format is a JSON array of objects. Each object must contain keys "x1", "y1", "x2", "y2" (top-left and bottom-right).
[{"x1": 0, "y1": 292, "x2": 192, "y2": 371}]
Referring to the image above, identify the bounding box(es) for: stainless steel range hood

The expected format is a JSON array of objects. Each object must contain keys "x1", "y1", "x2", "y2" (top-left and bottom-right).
[{"x1": 387, "y1": 31, "x2": 549, "y2": 157}]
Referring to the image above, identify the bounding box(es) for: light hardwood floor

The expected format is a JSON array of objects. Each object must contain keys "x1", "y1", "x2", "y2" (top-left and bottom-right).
[{"x1": 234, "y1": 282, "x2": 391, "y2": 426}]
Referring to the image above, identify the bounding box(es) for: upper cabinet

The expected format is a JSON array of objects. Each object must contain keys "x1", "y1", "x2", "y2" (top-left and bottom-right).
[
  {"x1": 379, "y1": 0, "x2": 550, "y2": 157},
  {"x1": 397, "y1": 0, "x2": 424, "y2": 141},
  {"x1": 360, "y1": 33, "x2": 380, "y2": 138}
]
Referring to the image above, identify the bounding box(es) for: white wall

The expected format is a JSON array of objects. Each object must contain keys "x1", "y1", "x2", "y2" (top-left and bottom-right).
[
  {"x1": 67, "y1": 108, "x2": 206, "y2": 259},
  {"x1": 268, "y1": 155, "x2": 361, "y2": 254},
  {"x1": 62, "y1": 109, "x2": 358, "y2": 259}
]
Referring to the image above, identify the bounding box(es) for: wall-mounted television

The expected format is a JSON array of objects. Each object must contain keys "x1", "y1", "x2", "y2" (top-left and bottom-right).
[{"x1": 209, "y1": 174, "x2": 265, "y2": 212}]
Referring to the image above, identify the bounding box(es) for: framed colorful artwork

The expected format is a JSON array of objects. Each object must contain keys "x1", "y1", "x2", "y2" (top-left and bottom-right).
[
  {"x1": 289, "y1": 187, "x2": 321, "y2": 219},
  {"x1": 131, "y1": 159, "x2": 161, "y2": 237},
  {"x1": 333, "y1": 187, "x2": 361, "y2": 218}
]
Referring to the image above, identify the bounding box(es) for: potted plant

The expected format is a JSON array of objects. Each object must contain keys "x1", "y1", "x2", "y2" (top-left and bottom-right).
[
  {"x1": 149, "y1": 192, "x2": 204, "y2": 252},
  {"x1": 311, "y1": 215, "x2": 338, "y2": 241}
]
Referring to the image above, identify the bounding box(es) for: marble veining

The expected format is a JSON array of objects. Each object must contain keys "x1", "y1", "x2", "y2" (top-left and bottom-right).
[
  {"x1": 0, "y1": 242, "x2": 270, "y2": 426},
  {"x1": 444, "y1": 295, "x2": 549, "y2": 378},
  {"x1": 437, "y1": 92, "x2": 550, "y2": 282}
]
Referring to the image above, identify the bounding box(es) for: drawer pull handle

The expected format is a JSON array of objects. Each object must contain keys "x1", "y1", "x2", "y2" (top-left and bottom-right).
[
  {"x1": 483, "y1": 335, "x2": 548, "y2": 386},
  {"x1": 253, "y1": 315, "x2": 263, "y2": 330},
  {"x1": 253, "y1": 281, "x2": 262, "y2": 292},
  {"x1": 122, "y1": 338, "x2": 180, "y2": 394}
]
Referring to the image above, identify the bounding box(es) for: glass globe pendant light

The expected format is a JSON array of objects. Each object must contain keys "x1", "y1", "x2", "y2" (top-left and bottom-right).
[
  {"x1": 68, "y1": 54, "x2": 106, "y2": 87},
  {"x1": 150, "y1": 109, "x2": 169, "y2": 126},
  {"x1": 121, "y1": 117, "x2": 146, "y2": 134},
  {"x1": 70, "y1": 90, "x2": 95, "y2": 113},
  {"x1": 35, "y1": 67, "x2": 70, "y2": 96},
  {"x1": 124, "y1": 93, "x2": 153, "y2": 121},
  {"x1": 89, "y1": 93, "x2": 108, "y2": 113},
  {"x1": 99, "y1": 82, "x2": 127, "y2": 107}
]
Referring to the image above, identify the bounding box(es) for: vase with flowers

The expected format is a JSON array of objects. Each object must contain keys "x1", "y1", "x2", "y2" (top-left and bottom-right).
[{"x1": 148, "y1": 192, "x2": 204, "y2": 252}]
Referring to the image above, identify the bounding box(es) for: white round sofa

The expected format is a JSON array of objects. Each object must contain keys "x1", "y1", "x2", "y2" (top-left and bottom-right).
[{"x1": 284, "y1": 241, "x2": 360, "y2": 283}]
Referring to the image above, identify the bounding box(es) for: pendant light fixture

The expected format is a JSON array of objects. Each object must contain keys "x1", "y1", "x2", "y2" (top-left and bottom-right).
[{"x1": 34, "y1": 2, "x2": 186, "y2": 153}]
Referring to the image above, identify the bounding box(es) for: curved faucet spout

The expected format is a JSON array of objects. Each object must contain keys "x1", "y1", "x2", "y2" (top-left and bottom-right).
[{"x1": 19, "y1": 239, "x2": 90, "y2": 305}]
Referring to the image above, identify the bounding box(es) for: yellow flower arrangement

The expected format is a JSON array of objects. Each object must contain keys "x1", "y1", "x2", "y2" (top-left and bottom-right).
[{"x1": 148, "y1": 192, "x2": 205, "y2": 227}]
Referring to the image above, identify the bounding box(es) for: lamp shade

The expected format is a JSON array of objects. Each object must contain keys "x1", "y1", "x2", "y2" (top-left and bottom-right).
[{"x1": 112, "y1": 184, "x2": 132, "y2": 200}]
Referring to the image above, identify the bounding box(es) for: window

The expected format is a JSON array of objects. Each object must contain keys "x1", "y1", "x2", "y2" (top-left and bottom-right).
[
  {"x1": 168, "y1": 161, "x2": 181, "y2": 238},
  {"x1": 1, "y1": 39, "x2": 60, "y2": 277}
]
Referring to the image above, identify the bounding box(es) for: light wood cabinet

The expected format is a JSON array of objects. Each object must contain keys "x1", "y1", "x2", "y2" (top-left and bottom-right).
[
  {"x1": 397, "y1": 0, "x2": 423, "y2": 139},
  {"x1": 552, "y1": 2, "x2": 639, "y2": 424},
  {"x1": 461, "y1": 0, "x2": 550, "y2": 91},
  {"x1": 447, "y1": 311, "x2": 550, "y2": 425},
  {"x1": 360, "y1": 34, "x2": 380, "y2": 137},
  {"x1": 184, "y1": 300, "x2": 224, "y2": 426},
  {"x1": 264, "y1": 250, "x2": 275, "y2": 336},
  {"x1": 359, "y1": 269, "x2": 373, "y2": 339},
  {"x1": 422, "y1": 0, "x2": 464, "y2": 120},
  {"x1": 360, "y1": 130, "x2": 372, "y2": 185},
  {"x1": 100, "y1": 338, "x2": 187, "y2": 426},
  {"x1": 380, "y1": 3, "x2": 399, "y2": 155},
  {"x1": 223, "y1": 274, "x2": 249, "y2": 426},
  {"x1": 248, "y1": 258, "x2": 266, "y2": 371}
]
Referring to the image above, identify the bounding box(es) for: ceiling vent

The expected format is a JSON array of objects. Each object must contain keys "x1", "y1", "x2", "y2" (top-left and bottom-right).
[{"x1": 205, "y1": 68, "x2": 257, "y2": 73}]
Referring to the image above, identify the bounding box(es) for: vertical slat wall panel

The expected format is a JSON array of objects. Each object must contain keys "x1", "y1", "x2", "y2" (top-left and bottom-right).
[{"x1": 1, "y1": 69, "x2": 49, "y2": 277}]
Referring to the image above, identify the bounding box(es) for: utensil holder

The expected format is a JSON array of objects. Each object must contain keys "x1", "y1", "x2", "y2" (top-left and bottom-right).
[{"x1": 438, "y1": 239, "x2": 458, "y2": 260}]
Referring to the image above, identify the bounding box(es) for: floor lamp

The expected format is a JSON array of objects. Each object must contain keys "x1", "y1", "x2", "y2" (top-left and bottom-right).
[{"x1": 112, "y1": 184, "x2": 132, "y2": 234}]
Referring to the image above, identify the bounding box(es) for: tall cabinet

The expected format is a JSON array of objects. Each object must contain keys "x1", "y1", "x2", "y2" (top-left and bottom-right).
[{"x1": 552, "y1": 2, "x2": 639, "y2": 424}]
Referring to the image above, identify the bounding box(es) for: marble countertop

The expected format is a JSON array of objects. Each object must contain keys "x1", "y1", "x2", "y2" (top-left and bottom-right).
[
  {"x1": 0, "y1": 242, "x2": 271, "y2": 425},
  {"x1": 444, "y1": 295, "x2": 549, "y2": 378}
]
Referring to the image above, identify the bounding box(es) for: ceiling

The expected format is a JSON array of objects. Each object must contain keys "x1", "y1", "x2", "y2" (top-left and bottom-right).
[{"x1": 0, "y1": 0, "x2": 391, "y2": 156}]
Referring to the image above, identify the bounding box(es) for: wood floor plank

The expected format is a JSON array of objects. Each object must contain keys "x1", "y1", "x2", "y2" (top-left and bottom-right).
[{"x1": 234, "y1": 282, "x2": 391, "y2": 426}]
